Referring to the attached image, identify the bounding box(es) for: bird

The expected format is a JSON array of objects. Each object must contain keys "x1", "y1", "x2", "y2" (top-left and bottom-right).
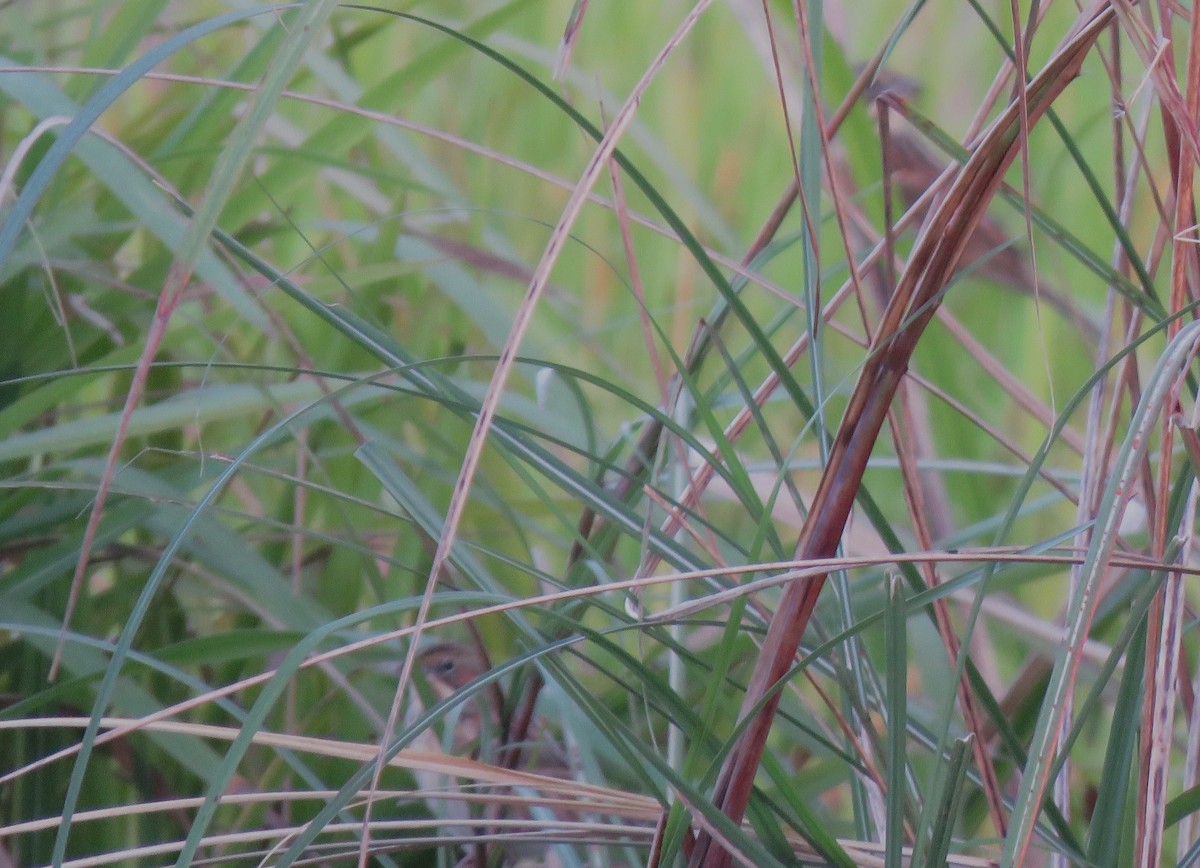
[
  {"x1": 417, "y1": 641, "x2": 503, "y2": 755},
  {"x1": 419, "y1": 641, "x2": 490, "y2": 690},
  {"x1": 417, "y1": 642, "x2": 570, "y2": 767},
  {"x1": 413, "y1": 642, "x2": 586, "y2": 866}
]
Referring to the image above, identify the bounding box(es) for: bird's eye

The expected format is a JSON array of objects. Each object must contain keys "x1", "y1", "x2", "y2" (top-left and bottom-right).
[{"x1": 430, "y1": 658, "x2": 456, "y2": 676}]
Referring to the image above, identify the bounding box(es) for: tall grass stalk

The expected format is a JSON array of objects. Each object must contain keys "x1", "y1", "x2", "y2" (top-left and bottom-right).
[{"x1": 2, "y1": 2, "x2": 1198, "y2": 866}]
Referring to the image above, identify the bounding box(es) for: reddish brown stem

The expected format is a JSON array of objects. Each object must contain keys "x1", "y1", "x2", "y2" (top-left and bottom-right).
[{"x1": 687, "y1": 7, "x2": 1113, "y2": 862}]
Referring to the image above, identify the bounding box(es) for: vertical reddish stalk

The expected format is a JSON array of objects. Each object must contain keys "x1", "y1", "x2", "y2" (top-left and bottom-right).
[{"x1": 686, "y1": 8, "x2": 1114, "y2": 862}]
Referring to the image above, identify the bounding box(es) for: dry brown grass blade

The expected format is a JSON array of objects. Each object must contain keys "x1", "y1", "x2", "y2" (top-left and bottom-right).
[
  {"x1": 883, "y1": 379, "x2": 1009, "y2": 826},
  {"x1": 554, "y1": 0, "x2": 593, "y2": 81},
  {"x1": 686, "y1": 5, "x2": 1117, "y2": 865},
  {"x1": 1134, "y1": 0, "x2": 1200, "y2": 861},
  {"x1": 384, "y1": 4, "x2": 719, "y2": 845},
  {"x1": 561, "y1": 50, "x2": 882, "y2": 577},
  {"x1": 51, "y1": 264, "x2": 188, "y2": 680},
  {"x1": 1, "y1": 718, "x2": 1013, "y2": 867}
]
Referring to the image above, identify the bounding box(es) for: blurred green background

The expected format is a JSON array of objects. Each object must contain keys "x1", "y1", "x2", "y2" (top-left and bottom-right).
[{"x1": 0, "y1": 1, "x2": 1184, "y2": 865}]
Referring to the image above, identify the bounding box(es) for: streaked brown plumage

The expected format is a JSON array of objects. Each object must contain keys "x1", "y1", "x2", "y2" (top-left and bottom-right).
[
  {"x1": 417, "y1": 641, "x2": 501, "y2": 754},
  {"x1": 417, "y1": 641, "x2": 570, "y2": 765},
  {"x1": 415, "y1": 642, "x2": 583, "y2": 866}
]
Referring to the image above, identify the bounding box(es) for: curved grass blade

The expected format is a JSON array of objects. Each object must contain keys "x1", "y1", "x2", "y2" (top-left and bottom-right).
[
  {"x1": 1002, "y1": 319, "x2": 1200, "y2": 866},
  {"x1": 0, "y1": 5, "x2": 290, "y2": 270}
]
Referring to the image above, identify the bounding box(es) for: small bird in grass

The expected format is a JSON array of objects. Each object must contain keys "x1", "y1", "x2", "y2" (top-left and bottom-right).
[
  {"x1": 419, "y1": 641, "x2": 491, "y2": 693},
  {"x1": 417, "y1": 642, "x2": 569, "y2": 767},
  {"x1": 414, "y1": 642, "x2": 585, "y2": 867},
  {"x1": 418, "y1": 641, "x2": 503, "y2": 754}
]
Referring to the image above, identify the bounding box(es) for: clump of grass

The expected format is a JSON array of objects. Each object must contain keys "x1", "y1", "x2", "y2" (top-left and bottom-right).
[{"x1": 0, "y1": 1, "x2": 1197, "y2": 866}]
